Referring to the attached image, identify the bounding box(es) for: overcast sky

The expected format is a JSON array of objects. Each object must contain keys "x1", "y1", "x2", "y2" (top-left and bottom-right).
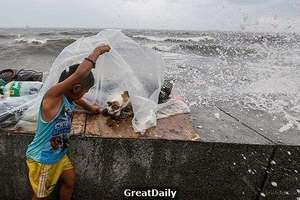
[{"x1": 0, "y1": 0, "x2": 299, "y2": 32}]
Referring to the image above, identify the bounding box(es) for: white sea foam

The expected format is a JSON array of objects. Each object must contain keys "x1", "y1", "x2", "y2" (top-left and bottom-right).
[
  {"x1": 152, "y1": 44, "x2": 178, "y2": 52},
  {"x1": 242, "y1": 73, "x2": 299, "y2": 95},
  {"x1": 15, "y1": 37, "x2": 47, "y2": 44},
  {"x1": 240, "y1": 69, "x2": 300, "y2": 132},
  {"x1": 271, "y1": 182, "x2": 278, "y2": 187}
]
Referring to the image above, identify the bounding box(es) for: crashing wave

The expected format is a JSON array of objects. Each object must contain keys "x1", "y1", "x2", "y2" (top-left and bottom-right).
[
  {"x1": 59, "y1": 31, "x2": 98, "y2": 36},
  {"x1": 14, "y1": 37, "x2": 76, "y2": 46},
  {"x1": 38, "y1": 32, "x2": 58, "y2": 36},
  {"x1": 132, "y1": 34, "x2": 215, "y2": 42},
  {"x1": 15, "y1": 38, "x2": 47, "y2": 45},
  {"x1": 240, "y1": 72, "x2": 300, "y2": 132},
  {"x1": 11, "y1": 38, "x2": 77, "y2": 56},
  {"x1": 153, "y1": 43, "x2": 258, "y2": 57}
]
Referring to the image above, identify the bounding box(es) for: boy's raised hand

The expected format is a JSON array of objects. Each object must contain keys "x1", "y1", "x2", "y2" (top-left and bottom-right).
[
  {"x1": 95, "y1": 44, "x2": 111, "y2": 54},
  {"x1": 88, "y1": 44, "x2": 111, "y2": 62},
  {"x1": 94, "y1": 44, "x2": 111, "y2": 55}
]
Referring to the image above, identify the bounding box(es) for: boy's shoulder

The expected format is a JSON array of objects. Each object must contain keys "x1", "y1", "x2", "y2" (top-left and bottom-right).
[{"x1": 41, "y1": 93, "x2": 64, "y2": 122}]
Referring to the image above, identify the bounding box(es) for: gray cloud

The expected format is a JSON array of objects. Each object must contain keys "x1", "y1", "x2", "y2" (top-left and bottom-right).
[{"x1": 0, "y1": 0, "x2": 299, "y2": 32}]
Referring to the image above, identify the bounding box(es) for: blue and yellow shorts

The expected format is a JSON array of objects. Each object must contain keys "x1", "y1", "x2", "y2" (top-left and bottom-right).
[{"x1": 26, "y1": 155, "x2": 73, "y2": 198}]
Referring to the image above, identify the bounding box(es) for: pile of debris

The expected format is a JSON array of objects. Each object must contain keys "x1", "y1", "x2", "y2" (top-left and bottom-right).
[{"x1": 0, "y1": 69, "x2": 44, "y2": 127}]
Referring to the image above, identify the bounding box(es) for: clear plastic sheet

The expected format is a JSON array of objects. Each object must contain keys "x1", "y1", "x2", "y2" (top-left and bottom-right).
[
  {"x1": 156, "y1": 98, "x2": 190, "y2": 119},
  {"x1": 1, "y1": 30, "x2": 167, "y2": 132},
  {"x1": 0, "y1": 95, "x2": 38, "y2": 128}
]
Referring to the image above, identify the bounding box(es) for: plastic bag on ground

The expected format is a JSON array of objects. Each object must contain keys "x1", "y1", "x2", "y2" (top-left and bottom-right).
[
  {"x1": 15, "y1": 69, "x2": 43, "y2": 82},
  {"x1": 3, "y1": 81, "x2": 43, "y2": 97},
  {"x1": 156, "y1": 98, "x2": 190, "y2": 119},
  {"x1": 0, "y1": 95, "x2": 38, "y2": 128}
]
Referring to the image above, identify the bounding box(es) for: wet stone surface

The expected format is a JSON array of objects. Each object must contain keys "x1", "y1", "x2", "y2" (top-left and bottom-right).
[
  {"x1": 1, "y1": 132, "x2": 300, "y2": 200},
  {"x1": 259, "y1": 146, "x2": 300, "y2": 200}
]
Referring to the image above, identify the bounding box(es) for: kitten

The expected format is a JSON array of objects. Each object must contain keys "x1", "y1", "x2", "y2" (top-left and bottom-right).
[{"x1": 103, "y1": 91, "x2": 132, "y2": 118}]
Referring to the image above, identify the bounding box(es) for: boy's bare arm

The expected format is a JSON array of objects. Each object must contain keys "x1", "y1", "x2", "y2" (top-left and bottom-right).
[
  {"x1": 46, "y1": 44, "x2": 110, "y2": 99},
  {"x1": 74, "y1": 98, "x2": 100, "y2": 114},
  {"x1": 41, "y1": 44, "x2": 110, "y2": 121}
]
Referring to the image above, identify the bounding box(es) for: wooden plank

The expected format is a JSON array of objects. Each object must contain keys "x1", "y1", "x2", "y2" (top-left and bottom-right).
[
  {"x1": 85, "y1": 113, "x2": 200, "y2": 141},
  {"x1": 3, "y1": 111, "x2": 200, "y2": 141},
  {"x1": 72, "y1": 112, "x2": 86, "y2": 135},
  {"x1": 146, "y1": 114, "x2": 200, "y2": 141},
  {"x1": 85, "y1": 113, "x2": 139, "y2": 138}
]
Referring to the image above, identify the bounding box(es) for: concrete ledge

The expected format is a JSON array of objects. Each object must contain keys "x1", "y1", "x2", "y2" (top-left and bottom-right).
[{"x1": 0, "y1": 132, "x2": 299, "y2": 200}]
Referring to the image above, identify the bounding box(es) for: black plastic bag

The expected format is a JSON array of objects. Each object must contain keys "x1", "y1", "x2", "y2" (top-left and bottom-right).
[
  {"x1": 0, "y1": 69, "x2": 17, "y2": 82},
  {"x1": 15, "y1": 69, "x2": 43, "y2": 82},
  {"x1": 0, "y1": 68, "x2": 43, "y2": 82}
]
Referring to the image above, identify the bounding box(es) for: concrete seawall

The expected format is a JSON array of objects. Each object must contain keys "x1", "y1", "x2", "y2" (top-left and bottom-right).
[{"x1": 0, "y1": 132, "x2": 300, "y2": 200}]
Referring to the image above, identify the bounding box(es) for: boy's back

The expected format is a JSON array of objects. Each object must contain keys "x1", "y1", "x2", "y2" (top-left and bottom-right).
[{"x1": 26, "y1": 95, "x2": 74, "y2": 164}]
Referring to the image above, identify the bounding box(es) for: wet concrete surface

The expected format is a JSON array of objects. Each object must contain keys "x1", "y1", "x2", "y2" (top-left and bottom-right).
[
  {"x1": 1, "y1": 132, "x2": 300, "y2": 200},
  {"x1": 258, "y1": 146, "x2": 300, "y2": 200},
  {"x1": 191, "y1": 103, "x2": 299, "y2": 145},
  {"x1": 0, "y1": 134, "x2": 272, "y2": 199},
  {"x1": 191, "y1": 105, "x2": 273, "y2": 144},
  {"x1": 215, "y1": 102, "x2": 299, "y2": 145},
  {"x1": 84, "y1": 113, "x2": 199, "y2": 140}
]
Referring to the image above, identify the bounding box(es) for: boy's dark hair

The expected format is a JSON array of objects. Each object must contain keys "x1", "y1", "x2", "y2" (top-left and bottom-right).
[{"x1": 58, "y1": 64, "x2": 95, "y2": 90}]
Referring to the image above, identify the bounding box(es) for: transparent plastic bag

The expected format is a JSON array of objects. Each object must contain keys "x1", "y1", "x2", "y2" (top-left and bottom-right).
[
  {"x1": 0, "y1": 95, "x2": 38, "y2": 128},
  {"x1": 16, "y1": 29, "x2": 165, "y2": 132},
  {"x1": 156, "y1": 98, "x2": 190, "y2": 119},
  {"x1": 3, "y1": 81, "x2": 43, "y2": 97}
]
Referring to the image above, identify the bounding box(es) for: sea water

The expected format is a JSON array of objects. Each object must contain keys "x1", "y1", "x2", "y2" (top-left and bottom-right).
[{"x1": 0, "y1": 28, "x2": 299, "y2": 135}]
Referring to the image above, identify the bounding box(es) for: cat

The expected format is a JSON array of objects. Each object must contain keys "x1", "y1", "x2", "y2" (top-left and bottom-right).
[
  {"x1": 102, "y1": 79, "x2": 173, "y2": 127},
  {"x1": 102, "y1": 91, "x2": 133, "y2": 121}
]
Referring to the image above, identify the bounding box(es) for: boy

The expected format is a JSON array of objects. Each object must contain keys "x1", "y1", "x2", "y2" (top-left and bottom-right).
[{"x1": 26, "y1": 44, "x2": 111, "y2": 200}]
